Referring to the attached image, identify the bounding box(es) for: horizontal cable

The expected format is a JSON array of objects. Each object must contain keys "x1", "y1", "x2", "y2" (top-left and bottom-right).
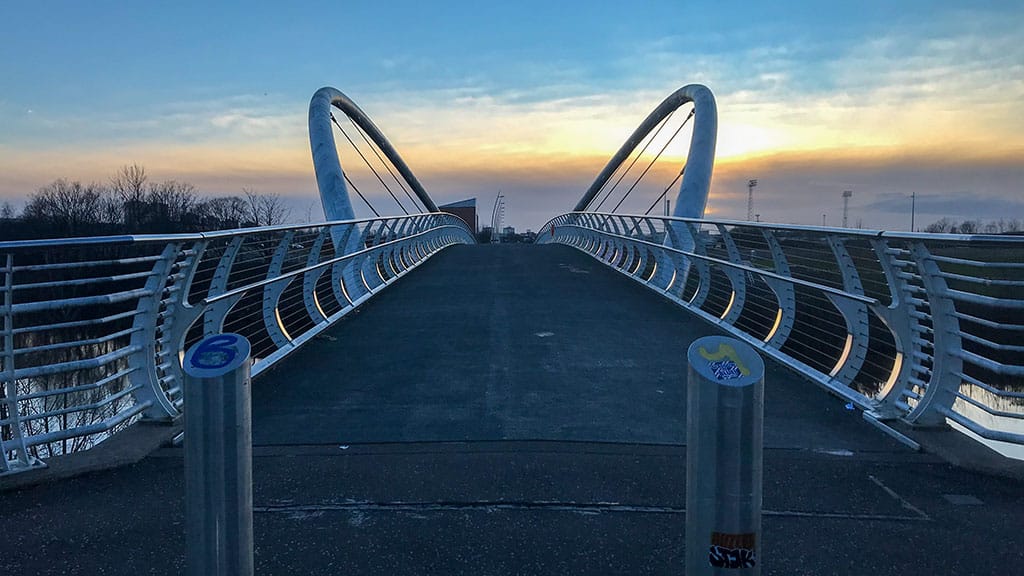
[
  {"x1": 206, "y1": 227, "x2": 468, "y2": 305},
  {"x1": 11, "y1": 255, "x2": 165, "y2": 273},
  {"x1": 13, "y1": 270, "x2": 155, "y2": 292},
  {"x1": 565, "y1": 224, "x2": 876, "y2": 304}
]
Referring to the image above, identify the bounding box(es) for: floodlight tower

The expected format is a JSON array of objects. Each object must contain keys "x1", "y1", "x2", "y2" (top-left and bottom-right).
[
  {"x1": 747, "y1": 179, "x2": 758, "y2": 221},
  {"x1": 910, "y1": 192, "x2": 916, "y2": 231},
  {"x1": 842, "y1": 190, "x2": 852, "y2": 228}
]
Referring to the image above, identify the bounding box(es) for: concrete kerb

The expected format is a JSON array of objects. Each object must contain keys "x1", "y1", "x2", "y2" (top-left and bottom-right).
[
  {"x1": 0, "y1": 420, "x2": 181, "y2": 492},
  {"x1": 891, "y1": 421, "x2": 1024, "y2": 481}
]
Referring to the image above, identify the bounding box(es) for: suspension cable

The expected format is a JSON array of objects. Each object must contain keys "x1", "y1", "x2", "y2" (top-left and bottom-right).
[
  {"x1": 593, "y1": 109, "x2": 675, "y2": 212},
  {"x1": 330, "y1": 113, "x2": 409, "y2": 215},
  {"x1": 344, "y1": 173, "x2": 381, "y2": 217},
  {"x1": 347, "y1": 116, "x2": 424, "y2": 213},
  {"x1": 643, "y1": 164, "x2": 686, "y2": 215},
  {"x1": 611, "y1": 108, "x2": 695, "y2": 213}
]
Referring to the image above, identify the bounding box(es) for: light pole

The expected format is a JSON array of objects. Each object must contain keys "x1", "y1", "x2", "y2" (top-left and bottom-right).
[
  {"x1": 842, "y1": 190, "x2": 852, "y2": 228},
  {"x1": 910, "y1": 192, "x2": 916, "y2": 232},
  {"x1": 747, "y1": 179, "x2": 758, "y2": 221}
]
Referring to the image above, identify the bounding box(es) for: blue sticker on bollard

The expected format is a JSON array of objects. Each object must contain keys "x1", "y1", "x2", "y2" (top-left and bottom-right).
[
  {"x1": 708, "y1": 359, "x2": 743, "y2": 381},
  {"x1": 183, "y1": 333, "x2": 251, "y2": 378},
  {"x1": 687, "y1": 336, "x2": 765, "y2": 387}
]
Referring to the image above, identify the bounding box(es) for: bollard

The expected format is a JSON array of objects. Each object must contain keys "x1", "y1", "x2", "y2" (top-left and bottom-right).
[
  {"x1": 686, "y1": 335, "x2": 765, "y2": 575},
  {"x1": 183, "y1": 333, "x2": 254, "y2": 576}
]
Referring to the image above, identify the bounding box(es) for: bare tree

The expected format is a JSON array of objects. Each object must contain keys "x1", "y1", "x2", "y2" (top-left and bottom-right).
[
  {"x1": 958, "y1": 220, "x2": 979, "y2": 234},
  {"x1": 200, "y1": 195, "x2": 248, "y2": 229},
  {"x1": 924, "y1": 217, "x2": 1024, "y2": 235},
  {"x1": 23, "y1": 179, "x2": 110, "y2": 236},
  {"x1": 243, "y1": 188, "x2": 291, "y2": 227},
  {"x1": 923, "y1": 218, "x2": 955, "y2": 233},
  {"x1": 998, "y1": 218, "x2": 1021, "y2": 233},
  {"x1": 303, "y1": 201, "x2": 321, "y2": 224},
  {"x1": 110, "y1": 164, "x2": 148, "y2": 227},
  {"x1": 147, "y1": 180, "x2": 199, "y2": 230},
  {"x1": 0, "y1": 201, "x2": 15, "y2": 220},
  {"x1": 98, "y1": 193, "x2": 123, "y2": 226}
]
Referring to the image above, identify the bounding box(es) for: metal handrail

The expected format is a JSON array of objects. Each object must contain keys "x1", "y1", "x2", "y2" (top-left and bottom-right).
[
  {"x1": 558, "y1": 223, "x2": 879, "y2": 305},
  {"x1": 539, "y1": 211, "x2": 1024, "y2": 453},
  {"x1": 0, "y1": 212, "x2": 455, "y2": 250},
  {"x1": 1, "y1": 213, "x2": 475, "y2": 475},
  {"x1": 546, "y1": 211, "x2": 1024, "y2": 244}
]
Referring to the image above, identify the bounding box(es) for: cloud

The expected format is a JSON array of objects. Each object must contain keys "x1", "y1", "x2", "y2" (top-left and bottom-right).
[
  {"x1": 614, "y1": 12, "x2": 1024, "y2": 160},
  {"x1": 9, "y1": 92, "x2": 308, "y2": 148}
]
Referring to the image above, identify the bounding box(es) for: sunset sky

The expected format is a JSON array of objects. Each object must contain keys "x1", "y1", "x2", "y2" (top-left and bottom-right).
[{"x1": 2, "y1": 1, "x2": 1022, "y2": 231}]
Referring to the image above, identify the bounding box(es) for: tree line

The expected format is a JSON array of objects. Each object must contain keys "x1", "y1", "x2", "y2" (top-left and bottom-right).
[
  {"x1": 921, "y1": 217, "x2": 1022, "y2": 235},
  {"x1": 0, "y1": 164, "x2": 292, "y2": 240}
]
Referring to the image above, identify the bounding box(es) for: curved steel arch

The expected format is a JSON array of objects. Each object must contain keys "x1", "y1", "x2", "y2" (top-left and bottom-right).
[
  {"x1": 309, "y1": 86, "x2": 439, "y2": 222},
  {"x1": 573, "y1": 84, "x2": 717, "y2": 220}
]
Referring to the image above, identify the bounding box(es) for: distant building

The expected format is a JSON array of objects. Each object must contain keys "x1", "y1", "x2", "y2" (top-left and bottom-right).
[{"x1": 439, "y1": 198, "x2": 477, "y2": 233}]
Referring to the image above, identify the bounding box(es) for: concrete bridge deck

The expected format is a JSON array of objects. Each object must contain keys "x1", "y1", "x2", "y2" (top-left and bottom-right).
[{"x1": 3, "y1": 244, "x2": 1023, "y2": 575}]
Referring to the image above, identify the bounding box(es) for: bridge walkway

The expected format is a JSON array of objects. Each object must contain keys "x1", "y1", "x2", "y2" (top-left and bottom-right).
[{"x1": 3, "y1": 244, "x2": 1023, "y2": 575}]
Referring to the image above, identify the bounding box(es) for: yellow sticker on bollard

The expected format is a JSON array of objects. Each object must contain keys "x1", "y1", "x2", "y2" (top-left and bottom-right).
[{"x1": 687, "y1": 335, "x2": 764, "y2": 388}]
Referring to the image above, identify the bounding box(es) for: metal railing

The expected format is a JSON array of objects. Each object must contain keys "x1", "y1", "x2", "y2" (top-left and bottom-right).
[
  {"x1": 1, "y1": 213, "x2": 475, "y2": 474},
  {"x1": 538, "y1": 212, "x2": 1024, "y2": 449}
]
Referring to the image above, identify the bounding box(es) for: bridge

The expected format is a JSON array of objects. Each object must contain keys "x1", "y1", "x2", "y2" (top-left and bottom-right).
[{"x1": 2, "y1": 85, "x2": 1023, "y2": 575}]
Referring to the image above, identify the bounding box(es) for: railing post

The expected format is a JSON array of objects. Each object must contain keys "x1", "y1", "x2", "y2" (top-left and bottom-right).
[
  {"x1": 302, "y1": 228, "x2": 330, "y2": 325},
  {"x1": 686, "y1": 335, "x2": 765, "y2": 575},
  {"x1": 184, "y1": 333, "x2": 254, "y2": 576},
  {"x1": 1, "y1": 253, "x2": 42, "y2": 474},
  {"x1": 869, "y1": 238, "x2": 921, "y2": 419},
  {"x1": 715, "y1": 225, "x2": 748, "y2": 324},
  {"x1": 825, "y1": 236, "x2": 870, "y2": 386},
  {"x1": 760, "y1": 230, "x2": 795, "y2": 349},
  {"x1": 130, "y1": 243, "x2": 185, "y2": 421},
  {"x1": 262, "y1": 232, "x2": 296, "y2": 349},
  {"x1": 684, "y1": 222, "x2": 712, "y2": 306},
  {"x1": 904, "y1": 243, "x2": 963, "y2": 426}
]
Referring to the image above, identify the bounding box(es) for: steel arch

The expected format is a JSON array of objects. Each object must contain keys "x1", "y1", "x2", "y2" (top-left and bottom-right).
[
  {"x1": 573, "y1": 83, "x2": 717, "y2": 223},
  {"x1": 308, "y1": 86, "x2": 439, "y2": 223}
]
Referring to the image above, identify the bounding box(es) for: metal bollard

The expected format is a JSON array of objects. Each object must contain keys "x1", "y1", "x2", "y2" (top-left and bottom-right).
[
  {"x1": 686, "y1": 335, "x2": 765, "y2": 575},
  {"x1": 183, "y1": 333, "x2": 254, "y2": 576}
]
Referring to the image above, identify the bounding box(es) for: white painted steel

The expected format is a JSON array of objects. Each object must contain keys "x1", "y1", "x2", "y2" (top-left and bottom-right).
[
  {"x1": 574, "y1": 84, "x2": 717, "y2": 220},
  {"x1": 309, "y1": 87, "x2": 439, "y2": 221},
  {"x1": 0, "y1": 214, "x2": 474, "y2": 474},
  {"x1": 539, "y1": 212, "x2": 1024, "y2": 449}
]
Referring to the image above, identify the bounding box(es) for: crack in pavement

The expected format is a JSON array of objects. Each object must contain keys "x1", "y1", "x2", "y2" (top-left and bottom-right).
[{"x1": 254, "y1": 500, "x2": 930, "y2": 522}]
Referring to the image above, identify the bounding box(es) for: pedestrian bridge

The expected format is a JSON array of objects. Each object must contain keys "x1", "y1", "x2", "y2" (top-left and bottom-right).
[{"x1": 2, "y1": 84, "x2": 1023, "y2": 574}]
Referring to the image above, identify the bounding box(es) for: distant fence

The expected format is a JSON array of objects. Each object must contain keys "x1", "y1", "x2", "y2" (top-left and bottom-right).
[
  {"x1": 539, "y1": 212, "x2": 1024, "y2": 451},
  {"x1": 1, "y1": 213, "x2": 475, "y2": 474}
]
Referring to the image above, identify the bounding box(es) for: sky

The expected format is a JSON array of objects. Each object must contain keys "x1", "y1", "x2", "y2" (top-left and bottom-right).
[{"x1": 2, "y1": 0, "x2": 1022, "y2": 231}]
